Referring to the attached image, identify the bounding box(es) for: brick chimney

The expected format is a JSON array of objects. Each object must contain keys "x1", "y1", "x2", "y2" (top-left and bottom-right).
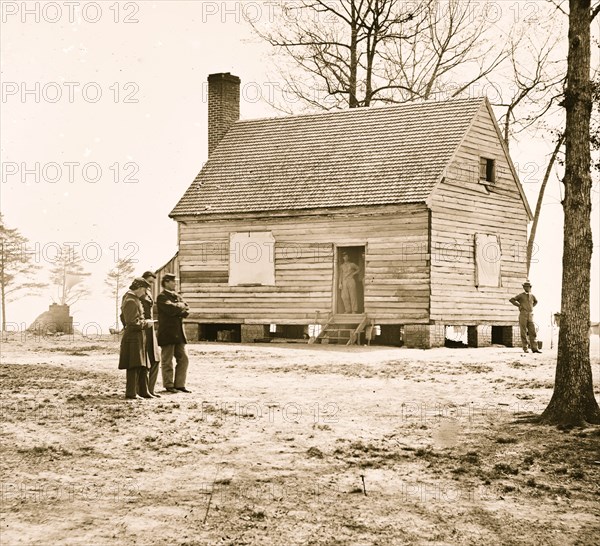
[{"x1": 208, "y1": 72, "x2": 240, "y2": 156}]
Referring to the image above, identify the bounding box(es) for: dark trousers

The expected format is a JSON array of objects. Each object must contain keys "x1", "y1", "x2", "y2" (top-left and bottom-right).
[
  {"x1": 160, "y1": 344, "x2": 189, "y2": 389},
  {"x1": 519, "y1": 314, "x2": 537, "y2": 350},
  {"x1": 147, "y1": 359, "x2": 160, "y2": 394},
  {"x1": 146, "y1": 331, "x2": 160, "y2": 394},
  {"x1": 125, "y1": 367, "x2": 150, "y2": 398}
]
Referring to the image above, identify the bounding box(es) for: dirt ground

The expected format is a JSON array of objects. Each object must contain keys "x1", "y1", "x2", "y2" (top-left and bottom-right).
[{"x1": 1, "y1": 333, "x2": 599, "y2": 546}]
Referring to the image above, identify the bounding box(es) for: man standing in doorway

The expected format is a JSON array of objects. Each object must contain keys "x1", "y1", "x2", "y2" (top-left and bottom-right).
[
  {"x1": 339, "y1": 252, "x2": 360, "y2": 314},
  {"x1": 157, "y1": 273, "x2": 191, "y2": 393},
  {"x1": 509, "y1": 280, "x2": 541, "y2": 353}
]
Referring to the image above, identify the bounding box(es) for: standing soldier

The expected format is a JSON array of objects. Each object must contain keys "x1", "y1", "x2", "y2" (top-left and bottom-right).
[
  {"x1": 118, "y1": 277, "x2": 154, "y2": 399},
  {"x1": 157, "y1": 273, "x2": 191, "y2": 393},
  {"x1": 141, "y1": 271, "x2": 161, "y2": 397},
  {"x1": 509, "y1": 280, "x2": 541, "y2": 353}
]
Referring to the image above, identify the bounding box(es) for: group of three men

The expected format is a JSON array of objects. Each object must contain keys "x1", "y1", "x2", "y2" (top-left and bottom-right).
[{"x1": 118, "y1": 271, "x2": 191, "y2": 400}]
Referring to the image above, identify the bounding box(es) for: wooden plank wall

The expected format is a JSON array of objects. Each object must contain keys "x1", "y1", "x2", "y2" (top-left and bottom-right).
[
  {"x1": 152, "y1": 252, "x2": 179, "y2": 299},
  {"x1": 177, "y1": 204, "x2": 430, "y2": 324},
  {"x1": 429, "y1": 104, "x2": 529, "y2": 324}
]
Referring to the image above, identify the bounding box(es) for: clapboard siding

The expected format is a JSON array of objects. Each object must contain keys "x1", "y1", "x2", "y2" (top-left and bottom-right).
[
  {"x1": 170, "y1": 99, "x2": 531, "y2": 331},
  {"x1": 178, "y1": 204, "x2": 430, "y2": 324},
  {"x1": 429, "y1": 104, "x2": 529, "y2": 324}
]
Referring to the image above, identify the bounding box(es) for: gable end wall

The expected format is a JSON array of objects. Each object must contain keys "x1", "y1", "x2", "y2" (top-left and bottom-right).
[{"x1": 429, "y1": 105, "x2": 529, "y2": 324}]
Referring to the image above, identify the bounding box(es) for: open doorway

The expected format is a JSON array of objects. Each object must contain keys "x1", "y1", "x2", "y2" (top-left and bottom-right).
[{"x1": 335, "y1": 246, "x2": 365, "y2": 314}]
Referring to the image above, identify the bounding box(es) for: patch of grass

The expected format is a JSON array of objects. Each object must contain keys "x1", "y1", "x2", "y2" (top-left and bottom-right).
[
  {"x1": 240, "y1": 508, "x2": 266, "y2": 521},
  {"x1": 463, "y1": 364, "x2": 493, "y2": 373},
  {"x1": 313, "y1": 423, "x2": 332, "y2": 431},
  {"x1": 19, "y1": 444, "x2": 73, "y2": 457},
  {"x1": 570, "y1": 468, "x2": 585, "y2": 480},
  {"x1": 415, "y1": 448, "x2": 437, "y2": 458},
  {"x1": 493, "y1": 463, "x2": 519, "y2": 476},
  {"x1": 333, "y1": 439, "x2": 410, "y2": 468},
  {"x1": 496, "y1": 436, "x2": 518, "y2": 444},
  {"x1": 460, "y1": 451, "x2": 480, "y2": 464},
  {"x1": 342, "y1": 519, "x2": 369, "y2": 531},
  {"x1": 306, "y1": 447, "x2": 325, "y2": 459}
]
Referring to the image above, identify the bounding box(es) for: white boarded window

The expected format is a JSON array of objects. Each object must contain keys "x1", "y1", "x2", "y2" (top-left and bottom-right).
[
  {"x1": 229, "y1": 232, "x2": 275, "y2": 286},
  {"x1": 474, "y1": 233, "x2": 501, "y2": 287}
]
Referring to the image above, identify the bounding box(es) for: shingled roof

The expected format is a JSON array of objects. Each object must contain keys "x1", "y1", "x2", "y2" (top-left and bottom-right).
[{"x1": 170, "y1": 97, "x2": 486, "y2": 217}]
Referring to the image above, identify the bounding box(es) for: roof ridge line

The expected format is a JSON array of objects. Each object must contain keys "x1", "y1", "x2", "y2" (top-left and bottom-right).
[{"x1": 234, "y1": 96, "x2": 486, "y2": 125}]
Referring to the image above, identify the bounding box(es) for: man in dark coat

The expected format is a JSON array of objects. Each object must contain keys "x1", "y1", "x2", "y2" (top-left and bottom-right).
[
  {"x1": 141, "y1": 270, "x2": 161, "y2": 397},
  {"x1": 157, "y1": 273, "x2": 191, "y2": 393},
  {"x1": 119, "y1": 277, "x2": 154, "y2": 399},
  {"x1": 509, "y1": 280, "x2": 541, "y2": 353}
]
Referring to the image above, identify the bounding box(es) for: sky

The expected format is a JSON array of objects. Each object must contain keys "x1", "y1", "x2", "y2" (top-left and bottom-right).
[{"x1": 1, "y1": 0, "x2": 599, "y2": 343}]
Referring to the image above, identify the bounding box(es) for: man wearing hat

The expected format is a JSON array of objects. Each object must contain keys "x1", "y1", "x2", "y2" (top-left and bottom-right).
[
  {"x1": 118, "y1": 277, "x2": 154, "y2": 399},
  {"x1": 509, "y1": 281, "x2": 541, "y2": 353},
  {"x1": 141, "y1": 271, "x2": 161, "y2": 397},
  {"x1": 157, "y1": 273, "x2": 191, "y2": 393}
]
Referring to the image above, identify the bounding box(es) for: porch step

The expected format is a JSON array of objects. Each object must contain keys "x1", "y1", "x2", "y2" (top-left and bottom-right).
[
  {"x1": 330, "y1": 314, "x2": 367, "y2": 325},
  {"x1": 314, "y1": 314, "x2": 369, "y2": 346}
]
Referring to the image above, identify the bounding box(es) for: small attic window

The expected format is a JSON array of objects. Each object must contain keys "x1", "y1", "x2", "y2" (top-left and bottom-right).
[{"x1": 479, "y1": 157, "x2": 495, "y2": 184}]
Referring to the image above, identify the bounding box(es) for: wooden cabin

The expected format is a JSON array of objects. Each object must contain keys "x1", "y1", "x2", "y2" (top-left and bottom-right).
[{"x1": 167, "y1": 73, "x2": 532, "y2": 348}]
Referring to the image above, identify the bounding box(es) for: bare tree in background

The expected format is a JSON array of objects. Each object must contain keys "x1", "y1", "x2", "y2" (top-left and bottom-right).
[
  {"x1": 494, "y1": 9, "x2": 598, "y2": 276},
  {"x1": 0, "y1": 216, "x2": 47, "y2": 331},
  {"x1": 379, "y1": 0, "x2": 507, "y2": 102},
  {"x1": 498, "y1": 30, "x2": 565, "y2": 148},
  {"x1": 540, "y1": 0, "x2": 600, "y2": 426},
  {"x1": 49, "y1": 245, "x2": 91, "y2": 306},
  {"x1": 105, "y1": 258, "x2": 136, "y2": 332},
  {"x1": 526, "y1": 133, "x2": 565, "y2": 274},
  {"x1": 491, "y1": 17, "x2": 567, "y2": 274},
  {"x1": 252, "y1": 0, "x2": 509, "y2": 110}
]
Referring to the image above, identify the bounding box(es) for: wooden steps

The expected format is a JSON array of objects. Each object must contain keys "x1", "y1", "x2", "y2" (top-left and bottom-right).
[{"x1": 314, "y1": 314, "x2": 369, "y2": 346}]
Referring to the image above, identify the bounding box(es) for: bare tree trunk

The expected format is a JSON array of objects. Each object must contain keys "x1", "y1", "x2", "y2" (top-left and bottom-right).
[
  {"x1": 115, "y1": 273, "x2": 120, "y2": 331},
  {"x1": 1, "y1": 243, "x2": 5, "y2": 332},
  {"x1": 503, "y1": 106, "x2": 512, "y2": 146},
  {"x1": 527, "y1": 134, "x2": 565, "y2": 274},
  {"x1": 541, "y1": 0, "x2": 600, "y2": 426},
  {"x1": 61, "y1": 263, "x2": 67, "y2": 306},
  {"x1": 364, "y1": 30, "x2": 377, "y2": 106},
  {"x1": 349, "y1": 3, "x2": 359, "y2": 108}
]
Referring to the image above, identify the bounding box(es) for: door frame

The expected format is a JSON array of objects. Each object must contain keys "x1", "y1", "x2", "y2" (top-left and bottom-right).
[{"x1": 333, "y1": 243, "x2": 367, "y2": 314}]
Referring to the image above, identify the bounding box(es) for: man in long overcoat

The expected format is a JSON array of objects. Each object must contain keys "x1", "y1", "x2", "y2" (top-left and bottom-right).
[
  {"x1": 119, "y1": 277, "x2": 154, "y2": 399},
  {"x1": 157, "y1": 273, "x2": 191, "y2": 393},
  {"x1": 141, "y1": 270, "x2": 161, "y2": 397}
]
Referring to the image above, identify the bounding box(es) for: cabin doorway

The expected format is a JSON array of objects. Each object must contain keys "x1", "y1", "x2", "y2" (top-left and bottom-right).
[{"x1": 335, "y1": 246, "x2": 365, "y2": 314}]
